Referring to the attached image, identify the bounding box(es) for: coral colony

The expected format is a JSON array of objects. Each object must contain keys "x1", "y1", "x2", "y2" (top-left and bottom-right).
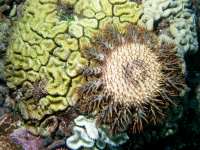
[{"x1": 5, "y1": 0, "x2": 141, "y2": 132}]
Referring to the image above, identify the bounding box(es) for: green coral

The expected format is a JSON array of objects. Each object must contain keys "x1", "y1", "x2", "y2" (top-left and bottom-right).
[{"x1": 5, "y1": 0, "x2": 141, "y2": 126}]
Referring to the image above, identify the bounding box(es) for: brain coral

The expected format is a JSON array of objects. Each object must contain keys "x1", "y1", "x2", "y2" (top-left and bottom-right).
[{"x1": 5, "y1": 0, "x2": 141, "y2": 127}]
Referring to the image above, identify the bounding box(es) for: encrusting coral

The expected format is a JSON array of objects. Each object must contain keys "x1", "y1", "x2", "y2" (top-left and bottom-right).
[
  {"x1": 77, "y1": 24, "x2": 185, "y2": 134},
  {"x1": 138, "y1": 0, "x2": 198, "y2": 56},
  {"x1": 5, "y1": 0, "x2": 142, "y2": 134}
]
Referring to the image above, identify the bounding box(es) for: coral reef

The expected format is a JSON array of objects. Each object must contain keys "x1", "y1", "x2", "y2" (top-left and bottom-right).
[
  {"x1": 121, "y1": 1, "x2": 200, "y2": 148},
  {"x1": 66, "y1": 115, "x2": 129, "y2": 150},
  {"x1": 1, "y1": 0, "x2": 199, "y2": 149},
  {"x1": 0, "y1": 136, "x2": 21, "y2": 150},
  {"x1": 0, "y1": 0, "x2": 25, "y2": 127},
  {"x1": 10, "y1": 128, "x2": 44, "y2": 150},
  {"x1": 0, "y1": 113, "x2": 22, "y2": 150},
  {"x1": 5, "y1": 0, "x2": 142, "y2": 132},
  {"x1": 138, "y1": 0, "x2": 198, "y2": 56},
  {"x1": 0, "y1": 113, "x2": 19, "y2": 135},
  {"x1": 78, "y1": 24, "x2": 185, "y2": 133},
  {"x1": 18, "y1": 107, "x2": 79, "y2": 150}
]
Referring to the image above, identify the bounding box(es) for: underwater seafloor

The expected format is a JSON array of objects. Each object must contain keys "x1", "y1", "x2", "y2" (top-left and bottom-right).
[{"x1": 1, "y1": 0, "x2": 200, "y2": 150}]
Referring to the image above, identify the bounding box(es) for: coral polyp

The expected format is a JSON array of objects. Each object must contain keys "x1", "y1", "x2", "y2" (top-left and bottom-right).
[{"x1": 78, "y1": 25, "x2": 185, "y2": 133}]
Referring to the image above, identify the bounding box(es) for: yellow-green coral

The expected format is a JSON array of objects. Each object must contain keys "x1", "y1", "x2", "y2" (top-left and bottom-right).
[{"x1": 6, "y1": 0, "x2": 141, "y2": 124}]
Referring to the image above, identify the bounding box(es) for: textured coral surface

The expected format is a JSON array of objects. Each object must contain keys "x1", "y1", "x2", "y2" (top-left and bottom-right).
[
  {"x1": 138, "y1": 0, "x2": 198, "y2": 56},
  {"x1": 0, "y1": 0, "x2": 200, "y2": 149},
  {"x1": 5, "y1": 0, "x2": 141, "y2": 128},
  {"x1": 0, "y1": 113, "x2": 22, "y2": 150}
]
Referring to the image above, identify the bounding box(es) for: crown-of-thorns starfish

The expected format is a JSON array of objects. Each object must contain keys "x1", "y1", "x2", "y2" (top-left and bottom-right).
[{"x1": 77, "y1": 24, "x2": 185, "y2": 134}]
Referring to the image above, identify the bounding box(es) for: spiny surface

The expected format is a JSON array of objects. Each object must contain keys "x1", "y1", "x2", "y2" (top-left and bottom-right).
[
  {"x1": 102, "y1": 42, "x2": 162, "y2": 105},
  {"x1": 78, "y1": 25, "x2": 185, "y2": 133}
]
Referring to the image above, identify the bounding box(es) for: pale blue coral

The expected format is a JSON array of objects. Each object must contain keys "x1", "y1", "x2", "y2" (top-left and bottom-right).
[
  {"x1": 138, "y1": 0, "x2": 182, "y2": 30},
  {"x1": 138, "y1": 0, "x2": 198, "y2": 56},
  {"x1": 169, "y1": 7, "x2": 198, "y2": 55}
]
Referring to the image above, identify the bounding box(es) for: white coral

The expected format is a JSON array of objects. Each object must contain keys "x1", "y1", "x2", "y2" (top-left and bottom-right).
[
  {"x1": 74, "y1": 115, "x2": 99, "y2": 140},
  {"x1": 66, "y1": 126, "x2": 95, "y2": 150},
  {"x1": 66, "y1": 115, "x2": 129, "y2": 150}
]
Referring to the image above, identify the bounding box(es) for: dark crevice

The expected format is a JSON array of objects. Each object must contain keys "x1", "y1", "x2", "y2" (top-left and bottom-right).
[{"x1": 57, "y1": 0, "x2": 75, "y2": 21}]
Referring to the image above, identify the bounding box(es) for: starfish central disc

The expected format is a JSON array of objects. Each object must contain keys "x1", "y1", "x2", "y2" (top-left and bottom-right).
[{"x1": 103, "y1": 43, "x2": 163, "y2": 105}]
